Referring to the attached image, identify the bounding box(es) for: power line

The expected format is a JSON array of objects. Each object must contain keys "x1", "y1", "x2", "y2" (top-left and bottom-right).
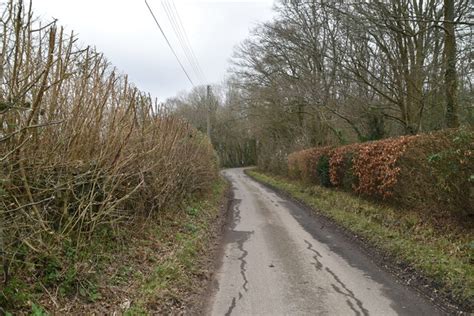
[
  {"x1": 145, "y1": 0, "x2": 195, "y2": 87},
  {"x1": 161, "y1": 0, "x2": 203, "y2": 83},
  {"x1": 163, "y1": 0, "x2": 204, "y2": 83},
  {"x1": 161, "y1": 0, "x2": 207, "y2": 84},
  {"x1": 169, "y1": 0, "x2": 207, "y2": 82}
]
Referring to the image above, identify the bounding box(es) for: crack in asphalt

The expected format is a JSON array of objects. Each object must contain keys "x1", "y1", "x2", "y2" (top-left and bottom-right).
[
  {"x1": 325, "y1": 267, "x2": 370, "y2": 316},
  {"x1": 346, "y1": 298, "x2": 362, "y2": 316},
  {"x1": 331, "y1": 284, "x2": 361, "y2": 316},
  {"x1": 233, "y1": 203, "x2": 242, "y2": 226},
  {"x1": 225, "y1": 230, "x2": 252, "y2": 315},
  {"x1": 224, "y1": 297, "x2": 236, "y2": 316},
  {"x1": 213, "y1": 169, "x2": 445, "y2": 316},
  {"x1": 237, "y1": 232, "x2": 249, "y2": 292},
  {"x1": 304, "y1": 239, "x2": 323, "y2": 270},
  {"x1": 233, "y1": 205, "x2": 251, "y2": 293},
  {"x1": 304, "y1": 238, "x2": 368, "y2": 316},
  {"x1": 225, "y1": 202, "x2": 253, "y2": 315}
]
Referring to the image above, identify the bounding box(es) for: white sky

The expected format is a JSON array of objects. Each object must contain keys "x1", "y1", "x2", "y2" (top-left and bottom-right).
[{"x1": 32, "y1": 0, "x2": 276, "y2": 101}]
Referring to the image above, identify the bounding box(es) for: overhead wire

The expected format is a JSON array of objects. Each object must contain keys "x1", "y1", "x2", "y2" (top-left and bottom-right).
[
  {"x1": 161, "y1": 0, "x2": 207, "y2": 84},
  {"x1": 169, "y1": 0, "x2": 207, "y2": 82},
  {"x1": 144, "y1": 0, "x2": 195, "y2": 86},
  {"x1": 161, "y1": 0, "x2": 203, "y2": 83},
  {"x1": 161, "y1": 0, "x2": 205, "y2": 83}
]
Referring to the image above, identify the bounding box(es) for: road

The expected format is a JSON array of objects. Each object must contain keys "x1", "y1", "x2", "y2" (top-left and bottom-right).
[{"x1": 207, "y1": 168, "x2": 443, "y2": 316}]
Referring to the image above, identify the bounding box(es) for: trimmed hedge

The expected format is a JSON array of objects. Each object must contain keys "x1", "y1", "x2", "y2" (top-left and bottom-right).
[
  {"x1": 288, "y1": 146, "x2": 333, "y2": 185},
  {"x1": 287, "y1": 128, "x2": 473, "y2": 216}
]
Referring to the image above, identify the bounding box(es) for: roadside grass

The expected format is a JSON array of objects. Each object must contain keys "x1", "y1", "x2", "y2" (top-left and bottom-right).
[
  {"x1": 1, "y1": 177, "x2": 228, "y2": 315},
  {"x1": 128, "y1": 178, "x2": 228, "y2": 314},
  {"x1": 246, "y1": 169, "x2": 473, "y2": 311}
]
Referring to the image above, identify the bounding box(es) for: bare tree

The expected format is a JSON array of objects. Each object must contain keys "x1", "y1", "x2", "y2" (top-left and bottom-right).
[{"x1": 214, "y1": 0, "x2": 472, "y2": 172}]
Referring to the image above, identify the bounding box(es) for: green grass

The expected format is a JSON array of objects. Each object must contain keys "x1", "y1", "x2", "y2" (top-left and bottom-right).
[{"x1": 247, "y1": 169, "x2": 473, "y2": 310}]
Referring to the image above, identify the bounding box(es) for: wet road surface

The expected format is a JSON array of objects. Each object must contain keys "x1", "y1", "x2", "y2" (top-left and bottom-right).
[{"x1": 207, "y1": 168, "x2": 442, "y2": 316}]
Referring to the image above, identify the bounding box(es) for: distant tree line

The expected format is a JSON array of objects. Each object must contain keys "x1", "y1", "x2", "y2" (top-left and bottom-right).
[{"x1": 170, "y1": 0, "x2": 473, "y2": 171}]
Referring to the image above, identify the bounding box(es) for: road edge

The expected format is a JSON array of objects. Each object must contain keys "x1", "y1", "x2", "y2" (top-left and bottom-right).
[
  {"x1": 187, "y1": 176, "x2": 234, "y2": 315},
  {"x1": 244, "y1": 168, "x2": 468, "y2": 315}
]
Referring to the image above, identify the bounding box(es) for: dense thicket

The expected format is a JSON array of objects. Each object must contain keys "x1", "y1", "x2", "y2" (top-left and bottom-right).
[
  {"x1": 0, "y1": 0, "x2": 217, "y2": 296},
  {"x1": 172, "y1": 0, "x2": 473, "y2": 172}
]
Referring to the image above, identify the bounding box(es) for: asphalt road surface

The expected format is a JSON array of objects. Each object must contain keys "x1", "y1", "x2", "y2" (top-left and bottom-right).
[{"x1": 207, "y1": 168, "x2": 443, "y2": 316}]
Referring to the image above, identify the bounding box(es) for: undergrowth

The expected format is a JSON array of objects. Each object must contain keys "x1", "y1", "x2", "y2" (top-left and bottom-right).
[
  {"x1": 127, "y1": 178, "x2": 227, "y2": 314},
  {"x1": 1, "y1": 178, "x2": 227, "y2": 314}
]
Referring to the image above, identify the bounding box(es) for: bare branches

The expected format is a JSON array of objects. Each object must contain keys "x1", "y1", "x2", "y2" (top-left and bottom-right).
[
  {"x1": 0, "y1": 0, "x2": 217, "y2": 292},
  {"x1": 212, "y1": 0, "x2": 472, "y2": 173}
]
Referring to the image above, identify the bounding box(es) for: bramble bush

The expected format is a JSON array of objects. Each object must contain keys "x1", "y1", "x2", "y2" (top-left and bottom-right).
[{"x1": 287, "y1": 128, "x2": 473, "y2": 216}]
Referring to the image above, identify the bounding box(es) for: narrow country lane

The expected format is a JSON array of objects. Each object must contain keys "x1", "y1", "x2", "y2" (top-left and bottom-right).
[{"x1": 207, "y1": 168, "x2": 443, "y2": 316}]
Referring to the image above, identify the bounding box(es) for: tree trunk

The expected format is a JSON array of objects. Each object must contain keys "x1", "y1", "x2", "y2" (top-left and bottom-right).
[{"x1": 444, "y1": 0, "x2": 459, "y2": 128}]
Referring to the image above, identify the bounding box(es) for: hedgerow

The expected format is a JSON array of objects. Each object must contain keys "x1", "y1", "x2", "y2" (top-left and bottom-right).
[
  {"x1": 288, "y1": 128, "x2": 473, "y2": 216},
  {"x1": 352, "y1": 136, "x2": 412, "y2": 199},
  {"x1": 328, "y1": 144, "x2": 359, "y2": 191},
  {"x1": 288, "y1": 146, "x2": 332, "y2": 185},
  {"x1": 0, "y1": 1, "x2": 217, "y2": 310}
]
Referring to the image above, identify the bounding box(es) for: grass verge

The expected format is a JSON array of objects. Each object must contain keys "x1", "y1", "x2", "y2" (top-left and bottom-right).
[
  {"x1": 246, "y1": 169, "x2": 473, "y2": 312},
  {"x1": 1, "y1": 177, "x2": 229, "y2": 315}
]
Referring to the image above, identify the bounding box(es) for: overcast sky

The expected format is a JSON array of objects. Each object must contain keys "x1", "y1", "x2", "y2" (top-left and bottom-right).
[{"x1": 32, "y1": 0, "x2": 276, "y2": 101}]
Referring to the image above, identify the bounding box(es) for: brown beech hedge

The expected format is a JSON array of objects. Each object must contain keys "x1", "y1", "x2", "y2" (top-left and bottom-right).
[{"x1": 288, "y1": 128, "x2": 473, "y2": 216}]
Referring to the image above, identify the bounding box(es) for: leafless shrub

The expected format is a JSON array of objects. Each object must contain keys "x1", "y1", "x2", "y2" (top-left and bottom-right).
[{"x1": 0, "y1": 0, "x2": 217, "y2": 287}]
